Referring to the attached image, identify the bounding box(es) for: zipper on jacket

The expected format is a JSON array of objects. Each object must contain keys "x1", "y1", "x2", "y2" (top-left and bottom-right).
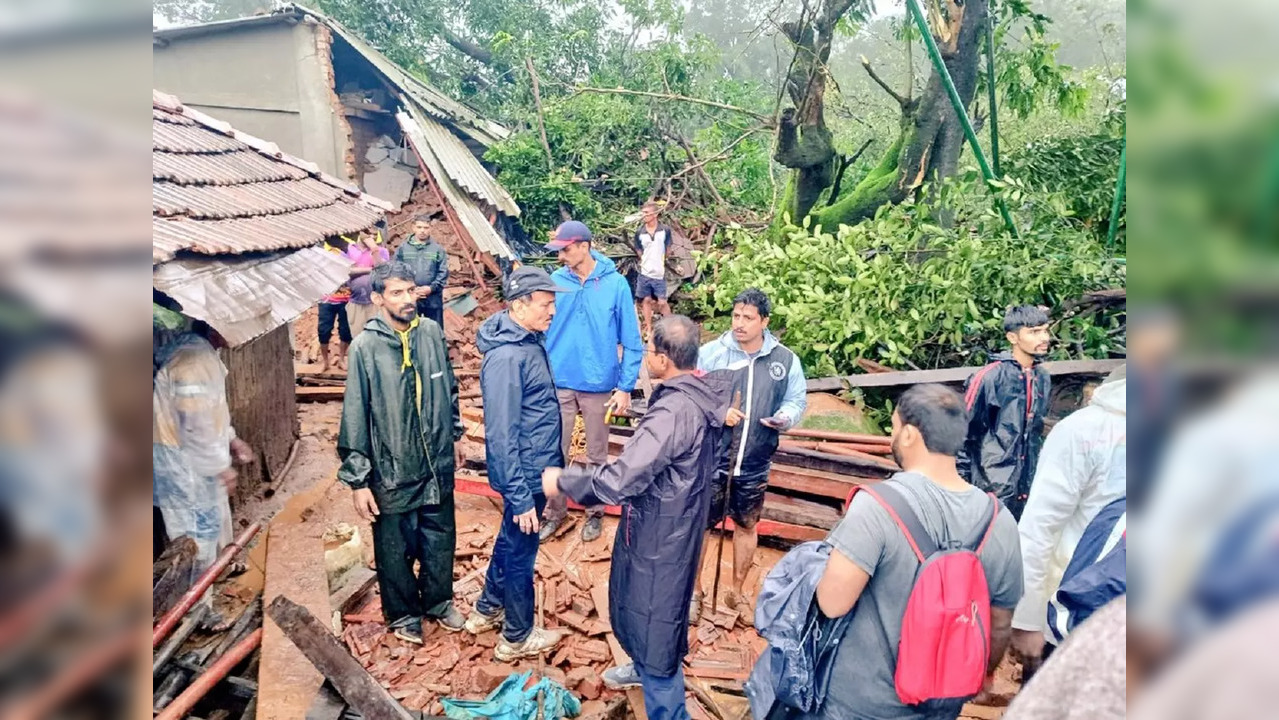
[
  {"x1": 406, "y1": 331, "x2": 439, "y2": 485},
  {"x1": 972, "y1": 601, "x2": 989, "y2": 664},
  {"x1": 732, "y1": 353, "x2": 758, "y2": 476},
  {"x1": 1020, "y1": 369, "x2": 1034, "y2": 495}
]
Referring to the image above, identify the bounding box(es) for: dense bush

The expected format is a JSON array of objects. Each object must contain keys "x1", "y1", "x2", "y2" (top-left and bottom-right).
[{"x1": 690, "y1": 178, "x2": 1125, "y2": 377}]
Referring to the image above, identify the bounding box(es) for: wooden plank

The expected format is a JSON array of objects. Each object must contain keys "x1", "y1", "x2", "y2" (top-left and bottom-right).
[
  {"x1": 761, "y1": 493, "x2": 841, "y2": 531},
  {"x1": 265, "y1": 596, "x2": 415, "y2": 720},
  {"x1": 258, "y1": 518, "x2": 329, "y2": 720},
  {"x1": 153, "y1": 536, "x2": 198, "y2": 620},
  {"x1": 296, "y1": 386, "x2": 345, "y2": 403},
  {"x1": 772, "y1": 446, "x2": 896, "y2": 478},
  {"x1": 767, "y1": 464, "x2": 875, "y2": 501},
  {"x1": 806, "y1": 358, "x2": 1124, "y2": 392}
]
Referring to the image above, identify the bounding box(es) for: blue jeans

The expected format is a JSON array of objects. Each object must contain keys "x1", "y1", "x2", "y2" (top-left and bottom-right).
[
  {"x1": 476, "y1": 493, "x2": 547, "y2": 643},
  {"x1": 637, "y1": 664, "x2": 690, "y2": 720}
]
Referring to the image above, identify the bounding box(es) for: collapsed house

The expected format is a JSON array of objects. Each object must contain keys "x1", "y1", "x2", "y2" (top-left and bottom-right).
[{"x1": 152, "y1": 88, "x2": 393, "y2": 502}]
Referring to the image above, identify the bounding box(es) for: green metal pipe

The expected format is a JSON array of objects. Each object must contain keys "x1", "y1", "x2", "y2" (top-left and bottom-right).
[
  {"x1": 1106, "y1": 140, "x2": 1127, "y2": 250},
  {"x1": 984, "y1": 1, "x2": 1001, "y2": 177},
  {"x1": 905, "y1": 0, "x2": 1018, "y2": 236}
]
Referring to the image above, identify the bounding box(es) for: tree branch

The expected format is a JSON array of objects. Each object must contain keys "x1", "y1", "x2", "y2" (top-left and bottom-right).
[
  {"x1": 860, "y1": 55, "x2": 909, "y2": 107},
  {"x1": 524, "y1": 57, "x2": 555, "y2": 172},
  {"x1": 561, "y1": 84, "x2": 774, "y2": 125},
  {"x1": 670, "y1": 126, "x2": 767, "y2": 181},
  {"x1": 439, "y1": 27, "x2": 496, "y2": 66}
]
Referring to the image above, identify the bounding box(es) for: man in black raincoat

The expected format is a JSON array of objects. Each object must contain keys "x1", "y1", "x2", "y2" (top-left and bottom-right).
[
  {"x1": 464, "y1": 267, "x2": 568, "y2": 662},
  {"x1": 338, "y1": 262, "x2": 464, "y2": 644},
  {"x1": 957, "y1": 305, "x2": 1053, "y2": 520},
  {"x1": 543, "y1": 315, "x2": 734, "y2": 720}
]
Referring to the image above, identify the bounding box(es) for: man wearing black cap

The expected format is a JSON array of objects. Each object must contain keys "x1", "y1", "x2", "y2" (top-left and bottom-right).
[
  {"x1": 540, "y1": 220, "x2": 645, "y2": 543},
  {"x1": 465, "y1": 266, "x2": 569, "y2": 660}
]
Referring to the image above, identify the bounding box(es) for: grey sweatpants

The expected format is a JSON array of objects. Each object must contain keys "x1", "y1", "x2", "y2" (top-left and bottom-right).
[{"x1": 544, "y1": 388, "x2": 610, "y2": 522}]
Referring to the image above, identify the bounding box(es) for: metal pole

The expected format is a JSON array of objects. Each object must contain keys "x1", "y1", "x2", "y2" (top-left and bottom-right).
[
  {"x1": 154, "y1": 628, "x2": 263, "y2": 720},
  {"x1": 905, "y1": 0, "x2": 1018, "y2": 237},
  {"x1": 1106, "y1": 140, "x2": 1127, "y2": 250},
  {"x1": 984, "y1": 1, "x2": 1001, "y2": 177},
  {"x1": 153, "y1": 522, "x2": 263, "y2": 648}
]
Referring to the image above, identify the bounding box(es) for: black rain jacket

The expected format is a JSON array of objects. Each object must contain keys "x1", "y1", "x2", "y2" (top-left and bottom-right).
[
  {"x1": 337, "y1": 316, "x2": 461, "y2": 514},
  {"x1": 956, "y1": 351, "x2": 1051, "y2": 519},
  {"x1": 476, "y1": 310, "x2": 564, "y2": 516},
  {"x1": 558, "y1": 370, "x2": 734, "y2": 677}
]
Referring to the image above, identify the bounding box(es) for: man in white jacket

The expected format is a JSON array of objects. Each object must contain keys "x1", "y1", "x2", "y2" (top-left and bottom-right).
[{"x1": 1011, "y1": 368, "x2": 1127, "y2": 664}]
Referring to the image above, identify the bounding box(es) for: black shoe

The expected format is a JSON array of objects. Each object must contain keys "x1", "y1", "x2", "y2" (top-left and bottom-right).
[
  {"x1": 581, "y1": 515, "x2": 603, "y2": 543},
  {"x1": 393, "y1": 617, "x2": 424, "y2": 645},
  {"x1": 538, "y1": 517, "x2": 561, "y2": 542}
]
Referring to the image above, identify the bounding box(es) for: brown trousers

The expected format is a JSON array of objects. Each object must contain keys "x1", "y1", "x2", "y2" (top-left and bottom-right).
[{"x1": 543, "y1": 389, "x2": 610, "y2": 522}]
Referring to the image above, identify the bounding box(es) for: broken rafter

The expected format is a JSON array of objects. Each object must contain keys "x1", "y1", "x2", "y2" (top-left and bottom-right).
[{"x1": 563, "y1": 84, "x2": 774, "y2": 125}]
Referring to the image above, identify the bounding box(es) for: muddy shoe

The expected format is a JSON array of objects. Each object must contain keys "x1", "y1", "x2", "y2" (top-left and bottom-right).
[
  {"x1": 494, "y1": 627, "x2": 565, "y2": 662},
  {"x1": 435, "y1": 605, "x2": 466, "y2": 633},
  {"x1": 392, "y1": 617, "x2": 425, "y2": 645},
  {"x1": 581, "y1": 515, "x2": 603, "y2": 543},
  {"x1": 724, "y1": 590, "x2": 755, "y2": 628},
  {"x1": 538, "y1": 517, "x2": 561, "y2": 542},
  {"x1": 464, "y1": 607, "x2": 505, "y2": 635},
  {"x1": 688, "y1": 591, "x2": 704, "y2": 625},
  {"x1": 602, "y1": 663, "x2": 643, "y2": 690}
]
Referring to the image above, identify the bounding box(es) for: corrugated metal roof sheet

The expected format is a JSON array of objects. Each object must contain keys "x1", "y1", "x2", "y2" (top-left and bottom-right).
[
  {"x1": 398, "y1": 110, "x2": 516, "y2": 260},
  {"x1": 152, "y1": 246, "x2": 352, "y2": 347},
  {"x1": 412, "y1": 103, "x2": 520, "y2": 217},
  {"x1": 153, "y1": 89, "x2": 390, "y2": 262}
]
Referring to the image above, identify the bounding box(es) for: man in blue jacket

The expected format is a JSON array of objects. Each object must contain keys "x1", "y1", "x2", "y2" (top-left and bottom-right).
[
  {"x1": 393, "y1": 215, "x2": 449, "y2": 331},
  {"x1": 466, "y1": 266, "x2": 568, "y2": 661},
  {"x1": 539, "y1": 220, "x2": 645, "y2": 543}
]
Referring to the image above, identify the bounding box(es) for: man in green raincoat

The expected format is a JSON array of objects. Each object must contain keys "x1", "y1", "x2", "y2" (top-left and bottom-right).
[{"x1": 338, "y1": 261, "x2": 465, "y2": 643}]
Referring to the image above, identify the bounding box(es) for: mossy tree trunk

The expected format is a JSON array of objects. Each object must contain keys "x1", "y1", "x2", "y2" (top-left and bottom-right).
[{"x1": 775, "y1": 0, "x2": 989, "y2": 232}]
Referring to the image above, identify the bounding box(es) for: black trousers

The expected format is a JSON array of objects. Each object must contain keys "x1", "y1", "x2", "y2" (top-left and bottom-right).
[
  {"x1": 371, "y1": 495, "x2": 456, "y2": 624},
  {"x1": 318, "y1": 301, "x2": 351, "y2": 344},
  {"x1": 416, "y1": 298, "x2": 444, "y2": 332}
]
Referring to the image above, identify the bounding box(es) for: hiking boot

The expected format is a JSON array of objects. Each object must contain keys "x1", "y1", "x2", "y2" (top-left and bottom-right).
[
  {"x1": 724, "y1": 590, "x2": 755, "y2": 628},
  {"x1": 435, "y1": 605, "x2": 466, "y2": 633},
  {"x1": 688, "y1": 591, "x2": 704, "y2": 625},
  {"x1": 602, "y1": 663, "x2": 643, "y2": 690},
  {"x1": 464, "y1": 607, "x2": 505, "y2": 635},
  {"x1": 494, "y1": 627, "x2": 565, "y2": 662},
  {"x1": 538, "y1": 517, "x2": 561, "y2": 542},
  {"x1": 392, "y1": 617, "x2": 425, "y2": 645},
  {"x1": 581, "y1": 515, "x2": 603, "y2": 543}
]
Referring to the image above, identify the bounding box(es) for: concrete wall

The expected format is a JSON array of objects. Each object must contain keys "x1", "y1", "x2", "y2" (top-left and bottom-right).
[{"x1": 153, "y1": 19, "x2": 347, "y2": 178}]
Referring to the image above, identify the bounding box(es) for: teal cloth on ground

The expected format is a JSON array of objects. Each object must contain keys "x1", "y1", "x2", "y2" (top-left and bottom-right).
[{"x1": 441, "y1": 670, "x2": 582, "y2": 720}]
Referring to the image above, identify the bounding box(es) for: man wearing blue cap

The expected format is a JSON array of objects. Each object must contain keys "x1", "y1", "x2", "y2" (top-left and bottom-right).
[{"x1": 540, "y1": 220, "x2": 645, "y2": 542}]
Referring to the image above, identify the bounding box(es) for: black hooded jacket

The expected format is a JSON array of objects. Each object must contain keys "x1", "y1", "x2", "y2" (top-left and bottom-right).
[
  {"x1": 557, "y1": 370, "x2": 734, "y2": 677},
  {"x1": 956, "y1": 351, "x2": 1052, "y2": 518},
  {"x1": 477, "y1": 310, "x2": 564, "y2": 515}
]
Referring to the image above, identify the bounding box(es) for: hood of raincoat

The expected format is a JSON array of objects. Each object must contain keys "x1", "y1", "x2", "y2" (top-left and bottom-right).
[
  {"x1": 1090, "y1": 377, "x2": 1126, "y2": 416},
  {"x1": 477, "y1": 310, "x2": 563, "y2": 515},
  {"x1": 545, "y1": 250, "x2": 644, "y2": 394}
]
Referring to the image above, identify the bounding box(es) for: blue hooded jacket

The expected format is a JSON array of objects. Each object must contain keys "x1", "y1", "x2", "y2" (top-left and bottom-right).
[
  {"x1": 545, "y1": 251, "x2": 644, "y2": 393},
  {"x1": 477, "y1": 310, "x2": 564, "y2": 515}
]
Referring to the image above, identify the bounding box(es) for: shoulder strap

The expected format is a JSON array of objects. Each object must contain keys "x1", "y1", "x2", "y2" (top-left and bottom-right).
[
  {"x1": 973, "y1": 492, "x2": 1001, "y2": 554},
  {"x1": 853, "y1": 484, "x2": 939, "y2": 563}
]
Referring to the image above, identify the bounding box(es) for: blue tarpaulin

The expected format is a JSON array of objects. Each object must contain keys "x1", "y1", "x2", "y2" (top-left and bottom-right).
[{"x1": 441, "y1": 670, "x2": 581, "y2": 720}]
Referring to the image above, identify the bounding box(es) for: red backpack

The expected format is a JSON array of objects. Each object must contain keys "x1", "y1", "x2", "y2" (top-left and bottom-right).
[{"x1": 846, "y1": 483, "x2": 1000, "y2": 708}]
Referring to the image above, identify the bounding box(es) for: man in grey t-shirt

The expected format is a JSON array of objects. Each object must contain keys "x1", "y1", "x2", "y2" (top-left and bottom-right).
[{"x1": 812, "y1": 385, "x2": 1023, "y2": 720}]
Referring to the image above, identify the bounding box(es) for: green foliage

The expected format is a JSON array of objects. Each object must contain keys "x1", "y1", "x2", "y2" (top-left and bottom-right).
[
  {"x1": 983, "y1": 0, "x2": 1090, "y2": 119},
  {"x1": 691, "y1": 177, "x2": 1124, "y2": 377},
  {"x1": 1004, "y1": 109, "x2": 1126, "y2": 249}
]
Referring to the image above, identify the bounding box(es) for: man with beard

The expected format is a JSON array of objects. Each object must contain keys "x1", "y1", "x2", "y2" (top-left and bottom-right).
[
  {"x1": 394, "y1": 214, "x2": 449, "y2": 331},
  {"x1": 338, "y1": 262, "x2": 465, "y2": 644},
  {"x1": 542, "y1": 315, "x2": 733, "y2": 720},
  {"x1": 957, "y1": 305, "x2": 1053, "y2": 520},
  {"x1": 812, "y1": 384, "x2": 1023, "y2": 720}
]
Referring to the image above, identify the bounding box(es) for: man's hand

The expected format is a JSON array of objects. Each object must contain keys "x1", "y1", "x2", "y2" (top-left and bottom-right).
[
  {"x1": 1011, "y1": 628, "x2": 1046, "y2": 662},
  {"x1": 514, "y1": 508, "x2": 540, "y2": 535},
  {"x1": 454, "y1": 444, "x2": 467, "y2": 471},
  {"x1": 724, "y1": 407, "x2": 745, "y2": 427},
  {"x1": 759, "y1": 415, "x2": 788, "y2": 430},
  {"x1": 352, "y1": 487, "x2": 380, "y2": 522},
  {"x1": 542, "y1": 467, "x2": 563, "y2": 498},
  {"x1": 421, "y1": 286, "x2": 433, "y2": 297},
  {"x1": 608, "y1": 390, "x2": 631, "y2": 416},
  {"x1": 414, "y1": 287, "x2": 428, "y2": 299},
  {"x1": 230, "y1": 437, "x2": 254, "y2": 465},
  {"x1": 217, "y1": 468, "x2": 238, "y2": 495}
]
